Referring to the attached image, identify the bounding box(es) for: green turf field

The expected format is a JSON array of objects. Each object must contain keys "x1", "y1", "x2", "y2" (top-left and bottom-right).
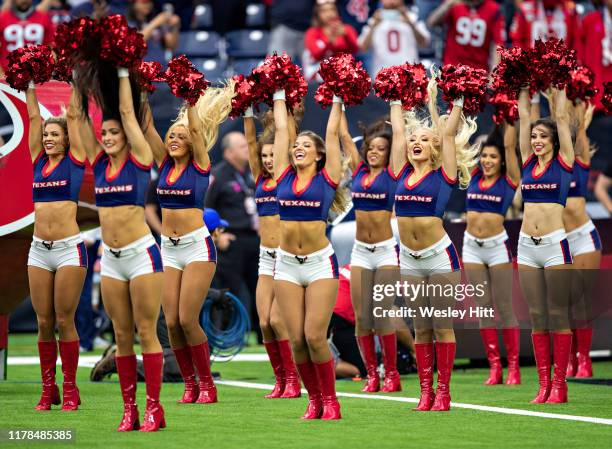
[{"x1": 2, "y1": 334, "x2": 612, "y2": 449}]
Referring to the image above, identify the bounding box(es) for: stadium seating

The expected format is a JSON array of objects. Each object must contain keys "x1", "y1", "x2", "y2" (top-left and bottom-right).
[
  {"x1": 176, "y1": 30, "x2": 221, "y2": 58},
  {"x1": 245, "y1": 3, "x2": 266, "y2": 28},
  {"x1": 146, "y1": 39, "x2": 170, "y2": 63},
  {"x1": 225, "y1": 30, "x2": 269, "y2": 58},
  {"x1": 190, "y1": 58, "x2": 229, "y2": 83},
  {"x1": 191, "y1": 3, "x2": 214, "y2": 30},
  {"x1": 231, "y1": 58, "x2": 263, "y2": 76}
]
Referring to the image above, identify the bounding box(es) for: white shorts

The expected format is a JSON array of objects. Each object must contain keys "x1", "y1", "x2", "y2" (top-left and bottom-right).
[
  {"x1": 517, "y1": 229, "x2": 573, "y2": 268},
  {"x1": 161, "y1": 227, "x2": 216, "y2": 270},
  {"x1": 350, "y1": 237, "x2": 399, "y2": 270},
  {"x1": 101, "y1": 234, "x2": 163, "y2": 281},
  {"x1": 273, "y1": 245, "x2": 339, "y2": 287},
  {"x1": 399, "y1": 234, "x2": 461, "y2": 277},
  {"x1": 258, "y1": 246, "x2": 277, "y2": 277},
  {"x1": 462, "y1": 230, "x2": 513, "y2": 267},
  {"x1": 566, "y1": 220, "x2": 602, "y2": 257},
  {"x1": 27, "y1": 234, "x2": 88, "y2": 272}
]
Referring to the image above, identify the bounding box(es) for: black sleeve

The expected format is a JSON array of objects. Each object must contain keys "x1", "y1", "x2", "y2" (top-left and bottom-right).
[
  {"x1": 146, "y1": 179, "x2": 159, "y2": 206},
  {"x1": 205, "y1": 168, "x2": 220, "y2": 209}
]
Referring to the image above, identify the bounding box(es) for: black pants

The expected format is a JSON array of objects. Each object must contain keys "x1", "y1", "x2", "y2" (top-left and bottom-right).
[
  {"x1": 212, "y1": 230, "x2": 260, "y2": 338},
  {"x1": 329, "y1": 313, "x2": 366, "y2": 377}
]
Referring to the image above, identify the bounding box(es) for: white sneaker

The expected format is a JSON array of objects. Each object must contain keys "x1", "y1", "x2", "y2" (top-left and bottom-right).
[{"x1": 93, "y1": 336, "x2": 110, "y2": 350}]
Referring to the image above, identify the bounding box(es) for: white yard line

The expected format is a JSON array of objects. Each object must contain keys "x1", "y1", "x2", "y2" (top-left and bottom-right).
[{"x1": 216, "y1": 380, "x2": 612, "y2": 426}]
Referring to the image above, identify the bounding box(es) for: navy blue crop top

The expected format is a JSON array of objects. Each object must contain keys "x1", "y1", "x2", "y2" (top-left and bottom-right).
[
  {"x1": 255, "y1": 174, "x2": 279, "y2": 217},
  {"x1": 567, "y1": 158, "x2": 589, "y2": 199},
  {"x1": 521, "y1": 154, "x2": 573, "y2": 206},
  {"x1": 93, "y1": 152, "x2": 151, "y2": 207},
  {"x1": 32, "y1": 151, "x2": 85, "y2": 203},
  {"x1": 394, "y1": 163, "x2": 456, "y2": 218},
  {"x1": 465, "y1": 167, "x2": 517, "y2": 216},
  {"x1": 351, "y1": 162, "x2": 397, "y2": 212},
  {"x1": 156, "y1": 157, "x2": 210, "y2": 209}
]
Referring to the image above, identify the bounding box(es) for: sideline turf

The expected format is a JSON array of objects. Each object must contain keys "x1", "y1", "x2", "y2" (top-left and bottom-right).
[{"x1": 2, "y1": 334, "x2": 612, "y2": 449}]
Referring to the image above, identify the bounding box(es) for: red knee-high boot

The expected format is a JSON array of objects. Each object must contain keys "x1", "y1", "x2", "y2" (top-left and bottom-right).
[
  {"x1": 502, "y1": 328, "x2": 521, "y2": 385},
  {"x1": 116, "y1": 354, "x2": 140, "y2": 432},
  {"x1": 35, "y1": 340, "x2": 60, "y2": 411},
  {"x1": 413, "y1": 343, "x2": 435, "y2": 411},
  {"x1": 314, "y1": 359, "x2": 341, "y2": 420},
  {"x1": 480, "y1": 328, "x2": 503, "y2": 385},
  {"x1": 264, "y1": 341, "x2": 285, "y2": 398},
  {"x1": 530, "y1": 333, "x2": 551, "y2": 404},
  {"x1": 59, "y1": 340, "x2": 81, "y2": 410},
  {"x1": 566, "y1": 329, "x2": 578, "y2": 378},
  {"x1": 295, "y1": 361, "x2": 322, "y2": 419},
  {"x1": 190, "y1": 342, "x2": 217, "y2": 403},
  {"x1": 380, "y1": 333, "x2": 402, "y2": 392},
  {"x1": 575, "y1": 328, "x2": 593, "y2": 378},
  {"x1": 140, "y1": 352, "x2": 165, "y2": 432},
  {"x1": 278, "y1": 340, "x2": 301, "y2": 398},
  {"x1": 430, "y1": 342, "x2": 456, "y2": 412},
  {"x1": 357, "y1": 334, "x2": 380, "y2": 393},
  {"x1": 547, "y1": 332, "x2": 572, "y2": 404},
  {"x1": 173, "y1": 346, "x2": 199, "y2": 403}
]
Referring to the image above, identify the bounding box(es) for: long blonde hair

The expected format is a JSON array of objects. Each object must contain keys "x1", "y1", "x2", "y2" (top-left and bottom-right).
[
  {"x1": 402, "y1": 75, "x2": 478, "y2": 188},
  {"x1": 165, "y1": 79, "x2": 237, "y2": 153}
]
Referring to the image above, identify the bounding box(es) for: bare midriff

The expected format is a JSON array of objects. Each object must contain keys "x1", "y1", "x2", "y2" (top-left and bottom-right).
[
  {"x1": 562, "y1": 197, "x2": 590, "y2": 233},
  {"x1": 34, "y1": 201, "x2": 80, "y2": 240},
  {"x1": 465, "y1": 211, "x2": 506, "y2": 239},
  {"x1": 521, "y1": 202, "x2": 565, "y2": 236},
  {"x1": 280, "y1": 220, "x2": 329, "y2": 255},
  {"x1": 397, "y1": 216, "x2": 446, "y2": 250},
  {"x1": 259, "y1": 215, "x2": 280, "y2": 248},
  {"x1": 98, "y1": 205, "x2": 151, "y2": 248},
  {"x1": 161, "y1": 208, "x2": 205, "y2": 238},
  {"x1": 355, "y1": 210, "x2": 394, "y2": 243}
]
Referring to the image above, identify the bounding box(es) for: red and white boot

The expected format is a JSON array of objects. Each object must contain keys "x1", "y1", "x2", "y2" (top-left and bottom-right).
[
  {"x1": 575, "y1": 328, "x2": 593, "y2": 378},
  {"x1": 430, "y1": 342, "x2": 456, "y2": 412},
  {"x1": 296, "y1": 361, "x2": 322, "y2": 419},
  {"x1": 480, "y1": 328, "x2": 503, "y2": 385},
  {"x1": 140, "y1": 352, "x2": 166, "y2": 432},
  {"x1": 356, "y1": 334, "x2": 380, "y2": 393},
  {"x1": 278, "y1": 340, "x2": 301, "y2": 398},
  {"x1": 264, "y1": 340, "x2": 285, "y2": 398},
  {"x1": 530, "y1": 333, "x2": 551, "y2": 404},
  {"x1": 59, "y1": 340, "x2": 81, "y2": 411},
  {"x1": 380, "y1": 333, "x2": 402, "y2": 392},
  {"x1": 413, "y1": 343, "x2": 435, "y2": 411},
  {"x1": 116, "y1": 354, "x2": 140, "y2": 432},
  {"x1": 546, "y1": 333, "x2": 572, "y2": 404},
  {"x1": 502, "y1": 328, "x2": 521, "y2": 385},
  {"x1": 35, "y1": 340, "x2": 61, "y2": 411},
  {"x1": 173, "y1": 346, "x2": 199, "y2": 403},
  {"x1": 314, "y1": 359, "x2": 341, "y2": 420},
  {"x1": 190, "y1": 341, "x2": 218, "y2": 403}
]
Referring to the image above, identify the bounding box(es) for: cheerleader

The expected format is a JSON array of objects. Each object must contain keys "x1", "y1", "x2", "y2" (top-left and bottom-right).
[
  {"x1": 75, "y1": 67, "x2": 165, "y2": 430},
  {"x1": 561, "y1": 103, "x2": 600, "y2": 378},
  {"x1": 462, "y1": 124, "x2": 522, "y2": 385},
  {"x1": 141, "y1": 85, "x2": 234, "y2": 404},
  {"x1": 272, "y1": 90, "x2": 346, "y2": 420},
  {"x1": 517, "y1": 87, "x2": 574, "y2": 403},
  {"x1": 26, "y1": 83, "x2": 87, "y2": 411},
  {"x1": 389, "y1": 81, "x2": 478, "y2": 411},
  {"x1": 338, "y1": 114, "x2": 402, "y2": 393},
  {"x1": 243, "y1": 109, "x2": 301, "y2": 399}
]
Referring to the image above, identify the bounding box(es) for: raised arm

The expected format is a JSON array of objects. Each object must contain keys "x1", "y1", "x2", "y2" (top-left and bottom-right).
[
  {"x1": 272, "y1": 91, "x2": 290, "y2": 178},
  {"x1": 141, "y1": 97, "x2": 167, "y2": 167},
  {"x1": 244, "y1": 112, "x2": 262, "y2": 180},
  {"x1": 324, "y1": 99, "x2": 343, "y2": 184},
  {"x1": 66, "y1": 87, "x2": 86, "y2": 163},
  {"x1": 187, "y1": 105, "x2": 210, "y2": 169},
  {"x1": 427, "y1": 0, "x2": 457, "y2": 28},
  {"x1": 441, "y1": 100, "x2": 462, "y2": 180},
  {"x1": 340, "y1": 109, "x2": 360, "y2": 172},
  {"x1": 390, "y1": 102, "x2": 407, "y2": 176},
  {"x1": 504, "y1": 123, "x2": 520, "y2": 186},
  {"x1": 594, "y1": 172, "x2": 612, "y2": 216},
  {"x1": 26, "y1": 85, "x2": 43, "y2": 162},
  {"x1": 518, "y1": 87, "x2": 532, "y2": 163},
  {"x1": 573, "y1": 101, "x2": 592, "y2": 164},
  {"x1": 553, "y1": 88, "x2": 574, "y2": 166},
  {"x1": 118, "y1": 70, "x2": 153, "y2": 166}
]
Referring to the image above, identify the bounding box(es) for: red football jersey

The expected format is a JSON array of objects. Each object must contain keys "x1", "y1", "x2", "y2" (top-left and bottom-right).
[
  {"x1": 0, "y1": 10, "x2": 54, "y2": 71},
  {"x1": 510, "y1": 0, "x2": 578, "y2": 49},
  {"x1": 577, "y1": 9, "x2": 612, "y2": 111},
  {"x1": 333, "y1": 265, "x2": 356, "y2": 325},
  {"x1": 443, "y1": 0, "x2": 506, "y2": 72}
]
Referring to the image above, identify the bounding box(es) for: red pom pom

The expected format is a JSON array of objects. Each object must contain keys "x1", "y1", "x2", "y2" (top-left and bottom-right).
[
  {"x1": 566, "y1": 66, "x2": 598, "y2": 105},
  {"x1": 6, "y1": 45, "x2": 55, "y2": 91},
  {"x1": 602, "y1": 82, "x2": 612, "y2": 116},
  {"x1": 489, "y1": 90, "x2": 518, "y2": 125},
  {"x1": 230, "y1": 74, "x2": 257, "y2": 118},
  {"x1": 136, "y1": 61, "x2": 165, "y2": 93},
  {"x1": 51, "y1": 50, "x2": 73, "y2": 83},
  {"x1": 314, "y1": 83, "x2": 334, "y2": 108},
  {"x1": 250, "y1": 53, "x2": 307, "y2": 110},
  {"x1": 373, "y1": 63, "x2": 428, "y2": 109},
  {"x1": 530, "y1": 38, "x2": 577, "y2": 93},
  {"x1": 318, "y1": 53, "x2": 371, "y2": 106},
  {"x1": 99, "y1": 14, "x2": 147, "y2": 68},
  {"x1": 491, "y1": 46, "x2": 531, "y2": 94},
  {"x1": 164, "y1": 55, "x2": 210, "y2": 106},
  {"x1": 437, "y1": 64, "x2": 488, "y2": 116},
  {"x1": 53, "y1": 17, "x2": 99, "y2": 59}
]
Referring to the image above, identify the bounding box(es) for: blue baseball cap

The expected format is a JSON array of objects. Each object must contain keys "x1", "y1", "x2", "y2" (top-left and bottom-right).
[{"x1": 204, "y1": 209, "x2": 229, "y2": 232}]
